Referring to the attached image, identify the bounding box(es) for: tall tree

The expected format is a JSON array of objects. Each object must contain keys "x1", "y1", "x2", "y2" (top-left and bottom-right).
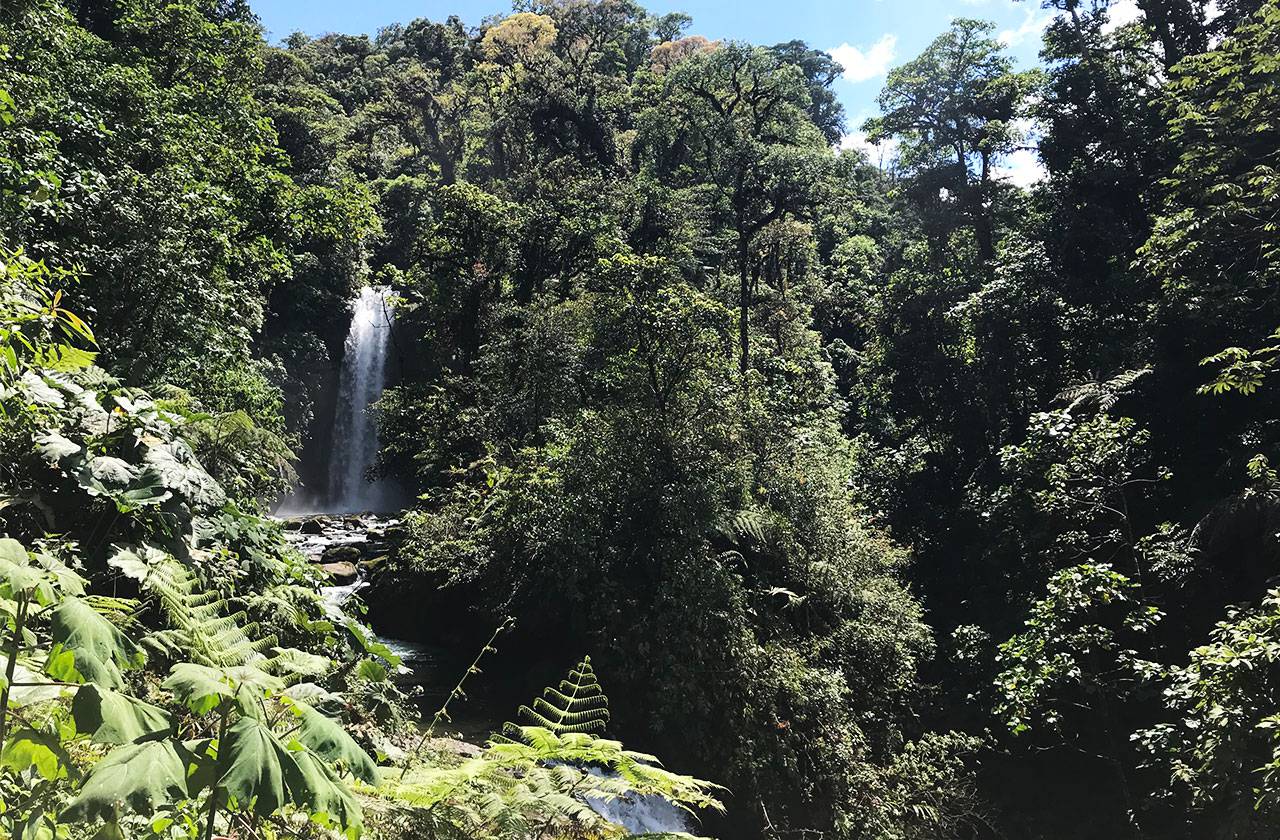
[
  {"x1": 769, "y1": 40, "x2": 846, "y2": 144},
  {"x1": 864, "y1": 19, "x2": 1037, "y2": 266},
  {"x1": 638, "y1": 43, "x2": 827, "y2": 373}
]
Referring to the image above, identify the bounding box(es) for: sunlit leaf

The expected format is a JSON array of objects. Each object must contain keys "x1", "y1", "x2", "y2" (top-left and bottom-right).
[
  {"x1": 48, "y1": 597, "x2": 146, "y2": 688},
  {"x1": 62, "y1": 740, "x2": 195, "y2": 821},
  {"x1": 72, "y1": 684, "x2": 175, "y2": 745}
]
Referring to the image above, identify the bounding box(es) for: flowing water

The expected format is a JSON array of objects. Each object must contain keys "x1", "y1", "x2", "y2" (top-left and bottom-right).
[
  {"x1": 327, "y1": 286, "x2": 398, "y2": 513},
  {"x1": 584, "y1": 768, "x2": 695, "y2": 835}
]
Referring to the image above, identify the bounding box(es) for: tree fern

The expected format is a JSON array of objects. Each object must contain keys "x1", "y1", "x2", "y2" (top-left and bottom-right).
[
  {"x1": 508, "y1": 655, "x2": 610, "y2": 737},
  {"x1": 714, "y1": 508, "x2": 772, "y2": 546},
  {"x1": 369, "y1": 727, "x2": 723, "y2": 840},
  {"x1": 109, "y1": 545, "x2": 278, "y2": 668},
  {"x1": 1058, "y1": 367, "x2": 1151, "y2": 415}
]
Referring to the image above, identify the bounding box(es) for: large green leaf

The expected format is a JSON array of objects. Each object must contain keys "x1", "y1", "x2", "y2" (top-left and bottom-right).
[
  {"x1": 115, "y1": 469, "x2": 171, "y2": 510},
  {"x1": 286, "y1": 699, "x2": 378, "y2": 783},
  {"x1": 281, "y1": 682, "x2": 342, "y2": 705},
  {"x1": 72, "y1": 684, "x2": 174, "y2": 744},
  {"x1": 61, "y1": 740, "x2": 195, "y2": 822},
  {"x1": 37, "y1": 343, "x2": 96, "y2": 372},
  {"x1": 264, "y1": 647, "x2": 332, "y2": 679},
  {"x1": 0, "y1": 538, "x2": 55, "y2": 604},
  {"x1": 354, "y1": 659, "x2": 387, "y2": 683},
  {"x1": 47, "y1": 597, "x2": 144, "y2": 688},
  {"x1": 36, "y1": 431, "x2": 80, "y2": 465},
  {"x1": 0, "y1": 537, "x2": 26, "y2": 565},
  {"x1": 106, "y1": 544, "x2": 168, "y2": 582},
  {"x1": 8, "y1": 662, "x2": 72, "y2": 706},
  {"x1": 289, "y1": 748, "x2": 364, "y2": 835},
  {"x1": 225, "y1": 665, "x2": 284, "y2": 705},
  {"x1": 344, "y1": 619, "x2": 402, "y2": 670},
  {"x1": 183, "y1": 737, "x2": 219, "y2": 794},
  {"x1": 141, "y1": 439, "x2": 225, "y2": 508},
  {"x1": 162, "y1": 663, "x2": 281, "y2": 717},
  {"x1": 69, "y1": 453, "x2": 172, "y2": 512},
  {"x1": 163, "y1": 663, "x2": 234, "y2": 715},
  {"x1": 214, "y1": 718, "x2": 363, "y2": 833},
  {"x1": 20, "y1": 371, "x2": 65, "y2": 407},
  {"x1": 214, "y1": 717, "x2": 296, "y2": 817},
  {"x1": 0, "y1": 728, "x2": 72, "y2": 780},
  {"x1": 31, "y1": 550, "x2": 85, "y2": 596},
  {"x1": 80, "y1": 456, "x2": 138, "y2": 491},
  {"x1": 10, "y1": 809, "x2": 57, "y2": 840}
]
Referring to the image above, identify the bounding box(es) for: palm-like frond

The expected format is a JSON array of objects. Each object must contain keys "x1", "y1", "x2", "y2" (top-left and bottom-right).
[
  {"x1": 508, "y1": 655, "x2": 611, "y2": 737},
  {"x1": 1058, "y1": 367, "x2": 1151, "y2": 414},
  {"x1": 110, "y1": 546, "x2": 277, "y2": 667},
  {"x1": 369, "y1": 726, "x2": 722, "y2": 839},
  {"x1": 714, "y1": 508, "x2": 773, "y2": 546}
]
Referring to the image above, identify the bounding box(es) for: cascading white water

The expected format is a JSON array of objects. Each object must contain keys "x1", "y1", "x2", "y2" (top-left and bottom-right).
[
  {"x1": 327, "y1": 286, "x2": 397, "y2": 513},
  {"x1": 583, "y1": 768, "x2": 694, "y2": 835}
]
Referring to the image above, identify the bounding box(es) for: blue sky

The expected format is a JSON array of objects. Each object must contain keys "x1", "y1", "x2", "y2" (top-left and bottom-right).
[{"x1": 250, "y1": 0, "x2": 1145, "y2": 183}]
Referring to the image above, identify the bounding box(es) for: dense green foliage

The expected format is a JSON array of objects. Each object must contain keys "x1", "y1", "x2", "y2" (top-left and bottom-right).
[{"x1": 4, "y1": 0, "x2": 1280, "y2": 838}]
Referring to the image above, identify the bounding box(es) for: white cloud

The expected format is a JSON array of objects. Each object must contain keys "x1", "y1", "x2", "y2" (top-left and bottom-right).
[
  {"x1": 999, "y1": 8, "x2": 1053, "y2": 47},
  {"x1": 839, "y1": 130, "x2": 899, "y2": 166},
  {"x1": 828, "y1": 35, "x2": 898, "y2": 84},
  {"x1": 995, "y1": 147, "x2": 1045, "y2": 188},
  {"x1": 1102, "y1": 0, "x2": 1143, "y2": 34}
]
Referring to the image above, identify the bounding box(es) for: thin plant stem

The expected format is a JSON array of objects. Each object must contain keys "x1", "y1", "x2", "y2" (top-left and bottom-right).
[
  {"x1": 203, "y1": 702, "x2": 232, "y2": 840},
  {"x1": 399, "y1": 616, "x2": 514, "y2": 779},
  {"x1": 0, "y1": 593, "x2": 31, "y2": 752}
]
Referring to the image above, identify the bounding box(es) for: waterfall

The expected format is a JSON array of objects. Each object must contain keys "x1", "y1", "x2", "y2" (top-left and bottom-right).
[{"x1": 326, "y1": 285, "x2": 397, "y2": 513}]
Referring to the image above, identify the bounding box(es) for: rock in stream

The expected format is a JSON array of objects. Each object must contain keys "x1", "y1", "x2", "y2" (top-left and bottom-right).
[{"x1": 280, "y1": 512, "x2": 399, "y2": 590}]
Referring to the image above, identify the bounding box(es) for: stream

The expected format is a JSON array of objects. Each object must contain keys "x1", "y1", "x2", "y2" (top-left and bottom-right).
[
  {"x1": 280, "y1": 512, "x2": 695, "y2": 835},
  {"x1": 281, "y1": 514, "x2": 499, "y2": 742}
]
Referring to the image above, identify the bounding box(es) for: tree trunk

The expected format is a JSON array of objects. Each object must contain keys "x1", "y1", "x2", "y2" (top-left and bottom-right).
[
  {"x1": 738, "y1": 231, "x2": 751, "y2": 376},
  {"x1": 975, "y1": 154, "x2": 995, "y2": 267},
  {"x1": 1134, "y1": 0, "x2": 1205, "y2": 69}
]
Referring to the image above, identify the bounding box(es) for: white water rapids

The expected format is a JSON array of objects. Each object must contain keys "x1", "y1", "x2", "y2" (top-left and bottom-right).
[
  {"x1": 584, "y1": 767, "x2": 695, "y2": 835},
  {"x1": 290, "y1": 515, "x2": 698, "y2": 837}
]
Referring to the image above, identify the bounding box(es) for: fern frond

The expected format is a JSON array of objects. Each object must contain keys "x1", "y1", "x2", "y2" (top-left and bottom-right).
[
  {"x1": 377, "y1": 725, "x2": 723, "y2": 839},
  {"x1": 110, "y1": 545, "x2": 279, "y2": 667},
  {"x1": 503, "y1": 655, "x2": 611, "y2": 738},
  {"x1": 714, "y1": 508, "x2": 773, "y2": 545},
  {"x1": 1058, "y1": 367, "x2": 1151, "y2": 414},
  {"x1": 81, "y1": 594, "x2": 142, "y2": 626}
]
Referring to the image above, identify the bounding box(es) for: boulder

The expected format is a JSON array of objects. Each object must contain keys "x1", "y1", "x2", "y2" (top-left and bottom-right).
[
  {"x1": 430, "y1": 737, "x2": 482, "y2": 758},
  {"x1": 297, "y1": 516, "x2": 327, "y2": 535},
  {"x1": 319, "y1": 561, "x2": 358, "y2": 583},
  {"x1": 320, "y1": 544, "x2": 363, "y2": 565}
]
